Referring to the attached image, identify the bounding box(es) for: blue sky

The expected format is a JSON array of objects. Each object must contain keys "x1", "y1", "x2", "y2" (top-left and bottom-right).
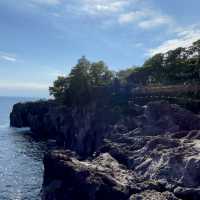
[{"x1": 0, "y1": 0, "x2": 200, "y2": 97}]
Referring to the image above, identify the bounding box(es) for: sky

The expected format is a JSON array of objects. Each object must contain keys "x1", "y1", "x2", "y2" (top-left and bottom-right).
[{"x1": 0, "y1": 0, "x2": 200, "y2": 97}]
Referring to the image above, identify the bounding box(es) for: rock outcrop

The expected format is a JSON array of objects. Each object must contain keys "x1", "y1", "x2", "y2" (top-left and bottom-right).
[
  {"x1": 42, "y1": 150, "x2": 180, "y2": 200},
  {"x1": 10, "y1": 101, "x2": 121, "y2": 156},
  {"x1": 103, "y1": 133, "x2": 200, "y2": 187},
  {"x1": 133, "y1": 101, "x2": 200, "y2": 136},
  {"x1": 10, "y1": 100, "x2": 54, "y2": 136},
  {"x1": 129, "y1": 190, "x2": 179, "y2": 200},
  {"x1": 10, "y1": 100, "x2": 200, "y2": 199},
  {"x1": 42, "y1": 151, "x2": 135, "y2": 200}
]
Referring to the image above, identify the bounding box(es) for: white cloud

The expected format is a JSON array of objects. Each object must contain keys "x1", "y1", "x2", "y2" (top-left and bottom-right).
[
  {"x1": 48, "y1": 69, "x2": 65, "y2": 77},
  {"x1": 30, "y1": 0, "x2": 61, "y2": 6},
  {"x1": 118, "y1": 7, "x2": 172, "y2": 30},
  {"x1": 138, "y1": 16, "x2": 172, "y2": 29},
  {"x1": 81, "y1": 0, "x2": 130, "y2": 15},
  {"x1": 32, "y1": 0, "x2": 173, "y2": 32},
  {"x1": 25, "y1": 0, "x2": 200, "y2": 58},
  {"x1": 52, "y1": 12, "x2": 62, "y2": 17},
  {"x1": 148, "y1": 26, "x2": 200, "y2": 55},
  {"x1": 135, "y1": 42, "x2": 143, "y2": 47},
  {"x1": 1, "y1": 55, "x2": 16, "y2": 62},
  {"x1": 0, "y1": 81, "x2": 49, "y2": 90},
  {"x1": 0, "y1": 52, "x2": 17, "y2": 62},
  {"x1": 118, "y1": 11, "x2": 146, "y2": 24}
]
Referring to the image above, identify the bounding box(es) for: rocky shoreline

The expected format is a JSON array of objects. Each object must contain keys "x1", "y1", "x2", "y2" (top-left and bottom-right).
[{"x1": 10, "y1": 100, "x2": 200, "y2": 200}]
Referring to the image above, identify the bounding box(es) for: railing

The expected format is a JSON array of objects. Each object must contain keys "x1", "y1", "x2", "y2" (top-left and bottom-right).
[
  {"x1": 129, "y1": 84, "x2": 200, "y2": 113},
  {"x1": 132, "y1": 84, "x2": 200, "y2": 95}
]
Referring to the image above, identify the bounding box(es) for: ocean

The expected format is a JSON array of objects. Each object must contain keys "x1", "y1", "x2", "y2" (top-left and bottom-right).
[{"x1": 0, "y1": 96, "x2": 47, "y2": 200}]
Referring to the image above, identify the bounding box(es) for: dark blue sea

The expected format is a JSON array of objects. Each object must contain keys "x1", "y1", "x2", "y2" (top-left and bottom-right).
[{"x1": 0, "y1": 96, "x2": 47, "y2": 200}]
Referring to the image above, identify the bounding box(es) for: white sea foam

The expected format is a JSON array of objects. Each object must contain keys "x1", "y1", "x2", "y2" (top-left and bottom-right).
[{"x1": 0, "y1": 123, "x2": 9, "y2": 129}]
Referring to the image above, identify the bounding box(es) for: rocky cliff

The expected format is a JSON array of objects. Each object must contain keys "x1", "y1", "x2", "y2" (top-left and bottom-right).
[
  {"x1": 10, "y1": 100, "x2": 200, "y2": 199},
  {"x1": 42, "y1": 150, "x2": 179, "y2": 200},
  {"x1": 10, "y1": 100, "x2": 122, "y2": 156}
]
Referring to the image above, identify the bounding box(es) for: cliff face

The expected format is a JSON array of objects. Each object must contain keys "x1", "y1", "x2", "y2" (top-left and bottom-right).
[
  {"x1": 10, "y1": 100, "x2": 200, "y2": 200},
  {"x1": 10, "y1": 101, "x2": 121, "y2": 156},
  {"x1": 10, "y1": 101, "x2": 53, "y2": 135}
]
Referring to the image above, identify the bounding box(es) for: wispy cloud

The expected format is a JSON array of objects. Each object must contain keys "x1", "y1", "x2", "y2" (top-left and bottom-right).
[
  {"x1": 64, "y1": 0, "x2": 139, "y2": 18},
  {"x1": 81, "y1": 0, "x2": 130, "y2": 15},
  {"x1": 118, "y1": 11, "x2": 146, "y2": 24},
  {"x1": 48, "y1": 69, "x2": 65, "y2": 77},
  {"x1": 20, "y1": 0, "x2": 200, "y2": 59},
  {"x1": 0, "y1": 52, "x2": 17, "y2": 62},
  {"x1": 138, "y1": 16, "x2": 172, "y2": 29},
  {"x1": 28, "y1": 0, "x2": 174, "y2": 31},
  {"x1": 135, "y1": 42, "x2": 143, "y2": 47},
  {"x1": 148, "y1": 25, "x2": 200, "y2": 55},
  {"x1": 30, "y1": 0, "x2": 61, "y2": 6},
  {"x1": 0, "y1": 81, "x2": 49, "y2": 90},
  {"x1": 118, "y1": 8, "x2": 172, "y2": 30}
]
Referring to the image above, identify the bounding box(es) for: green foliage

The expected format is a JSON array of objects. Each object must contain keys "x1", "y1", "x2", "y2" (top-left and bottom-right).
[
  {"x1": 49, "y1": 56, "x2": 114, "y2": 105},
  {"x1": 117, "y1": 67, "x2": 138, "y2": 85},
  {"x1": 49, "y1": 39, "x2": 200, "y2": 107},
  {"x1": 68, "y1": 57, "x2": 91, "y2": 105},
  {"x1": 49, "y1": 76, "x2": 70, "y2": 100},
  {"x1": 90, "y1": 61, "x2": 113, "y2": 86},
  {"x1": 128, "y1": 40, "x2": 200, "y2": 85}
]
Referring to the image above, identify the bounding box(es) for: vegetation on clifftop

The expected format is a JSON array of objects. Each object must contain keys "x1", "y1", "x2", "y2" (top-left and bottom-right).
[
  {"x1": 49, "y1": 56, "x2": 115, "y2": 105},
  {"x1": 128, "y1": 40, "x2": 200, "y2": 85},
  {"x1": 49, "y1": 40, "x2": 200, "y2": 106}
]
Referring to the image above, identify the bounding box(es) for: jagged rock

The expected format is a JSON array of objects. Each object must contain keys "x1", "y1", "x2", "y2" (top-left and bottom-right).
[
  {"x1": 129, "y1": 190, "x2": 180, "y2": 200},
  {"x1": 10, "y1": 101, "x2": 55, "y2": 137},
  {"x1": 42, "y1": 150, "x2": 180, "y2": 200},
  {"x1": 11, "y1": 100, "x2": 200, "y2": 156},
  {"x1": 10, "y1": 101, "x2": 120, "y2": 156},
  {"x1": 42, "y1": 151, "x2": 140, "y2": 200},
  {"x1": 10, "y1": 100, "x2": 200, "y2": 200},
  {"x1": 174, "y1": 186, "x2": 200, "y2": 200},
  {"x1": 134, "y1": 101, "x2": 200, "y2": 135},
  {"x1": 103, "y1": 133, "x2": 200, "y2": 189}
]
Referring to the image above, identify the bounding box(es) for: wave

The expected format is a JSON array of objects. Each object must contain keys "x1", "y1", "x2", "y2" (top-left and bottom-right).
[
  {"x1": 11, "y1": 127, "x2": 31, "y2": 132},
  {"x1": 0, "y1": 123, "x2": 30, "y2": 132},
  {"x1": 0, "y1": 123, "x2": 9, "y2": 129}
]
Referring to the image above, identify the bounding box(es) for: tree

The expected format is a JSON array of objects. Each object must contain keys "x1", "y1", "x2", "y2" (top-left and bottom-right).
[
  {"x1": 68, "y1": 56, "x2": 91, "y2": 105},
  {"x1": 117, "y1": 67, "x2": 137, "y2": 85},
  {"x1": 128, "y1": 40, "x2": 200, "y2": 85},
  {"x1": 49, "y1": 76, "x2": 69, "y2": 101},
  {"x1": 89, "y1": 61, "x2": 114, "y2": 86},
  {"x1": 49, "y1": 57, "x2": 114, "y2": 106}
]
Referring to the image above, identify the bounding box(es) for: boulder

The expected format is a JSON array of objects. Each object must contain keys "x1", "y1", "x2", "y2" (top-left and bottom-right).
[
  {"x1": 174, "y1": 186, "x2": 200, "y2": 200},
  {"x1": 42, "y1": 150, "x2": 139, "y2": 200}
]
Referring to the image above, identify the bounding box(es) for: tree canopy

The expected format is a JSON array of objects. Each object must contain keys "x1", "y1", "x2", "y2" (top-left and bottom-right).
[
  {"x1": 49, "y1": 57, "x2": 114, "y2": 105},
  {"x1": 50, "y1": 39, "x2": 200, "y2": 106},
  {"x1": 128, "y1": 40, "x2": 200, "y2": 85}
]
